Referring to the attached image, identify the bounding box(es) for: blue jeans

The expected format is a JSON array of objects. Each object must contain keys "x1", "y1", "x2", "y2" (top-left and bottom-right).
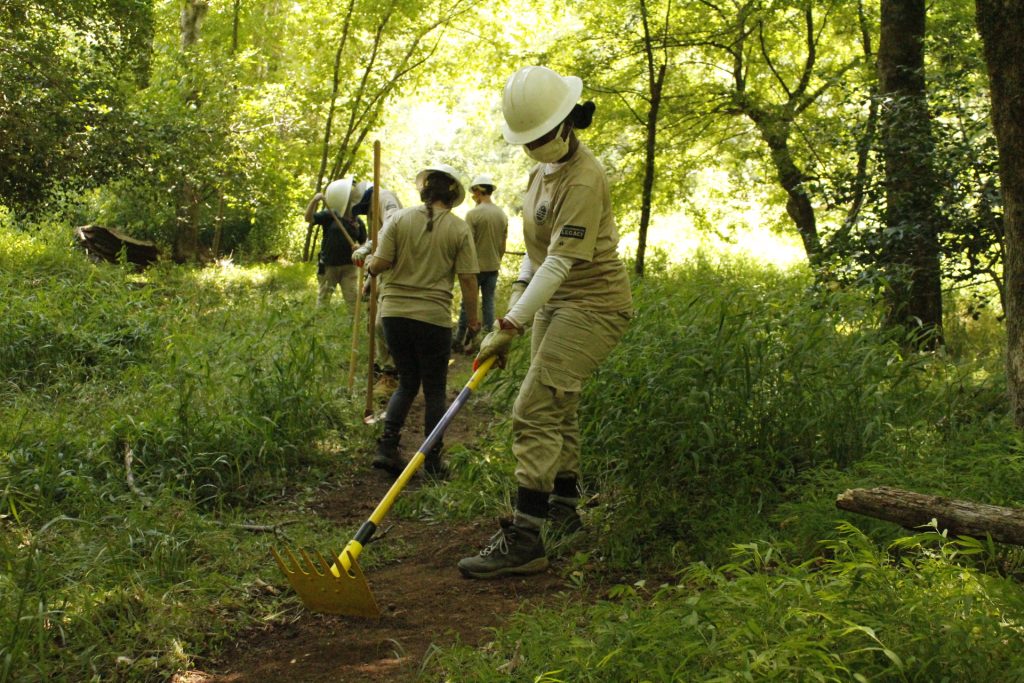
[{"x1": 456, "y1": 270, "x2": 499, "y2": 340}]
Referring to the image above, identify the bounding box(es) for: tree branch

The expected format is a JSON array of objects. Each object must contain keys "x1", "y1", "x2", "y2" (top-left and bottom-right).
[
  {"x1": 758, "y1": 19, "x2": 792, "y2": 98},
  {"x1": 792, "y1": 7, "x2": 816, "y2": 101},
  {"x1": 835, "y1": 0, "x2": 878, "y2": 242},
  {"x1": 794, "y1": 58, "x2": 861, "y2": 116}
]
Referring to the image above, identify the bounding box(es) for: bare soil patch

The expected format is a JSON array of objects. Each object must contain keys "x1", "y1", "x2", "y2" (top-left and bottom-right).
[{"x1": 183, "y1": 354, "x2": 586, "y2": 682}]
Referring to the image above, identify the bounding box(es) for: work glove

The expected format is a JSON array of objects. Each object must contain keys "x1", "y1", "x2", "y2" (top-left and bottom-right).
[
  {"x1": 351, "y1": 241, "x2": 373, "y2": 267},
  {"x1": 473, "y1": 319, "x2": 520, "y2": 370}
]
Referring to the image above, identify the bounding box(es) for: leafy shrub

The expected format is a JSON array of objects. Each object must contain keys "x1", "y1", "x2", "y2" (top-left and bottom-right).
[{"x1": 486, "y1": 256, "x2": 1003, "y2": 567}]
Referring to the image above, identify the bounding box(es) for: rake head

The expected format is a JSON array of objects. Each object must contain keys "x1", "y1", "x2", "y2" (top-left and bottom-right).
[{"x1": 271, "y1": 546, "x2": 380, "y2": 618}]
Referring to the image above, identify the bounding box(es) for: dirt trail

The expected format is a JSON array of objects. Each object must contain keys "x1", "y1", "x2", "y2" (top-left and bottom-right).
[{"x1": 178, "y1": 354, "x2": 579, "y2": 682}]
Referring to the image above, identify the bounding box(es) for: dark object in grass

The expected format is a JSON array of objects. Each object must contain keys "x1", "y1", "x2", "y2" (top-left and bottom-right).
[{"x1": 76, "y1": 224, "x2": 159, "y2": 268}]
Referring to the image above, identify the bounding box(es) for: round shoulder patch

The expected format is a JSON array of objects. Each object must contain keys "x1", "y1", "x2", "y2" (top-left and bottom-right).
[{"x1": 535, "y1": 201, "x2": 549, "y2": 224}]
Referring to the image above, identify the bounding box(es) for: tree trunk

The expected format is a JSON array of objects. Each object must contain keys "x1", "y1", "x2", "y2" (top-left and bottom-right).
[
  {"x1": 173, "y1": 180, "x2": 201, "y2": 263},
  {"x1": 304, "y1": 0, "x2": 357, "y2": 262},
  {"x1": 877, "y1": 0, "x2": 943, "y2": 342},
  {"x1": 231, "y1": 0, "x2": 240, "y2": 55},
  {"x1": 175, "y1": 0, "x2": 208, "y2": 263},
  {"x1": 755, "y1": 123, "x2": 823, "y2": 266},
  {"x1": 975, "y1": 1, "x2": 1024, "y2": 427},
  {"x1": 636, "y1": 7, "x2": 666, "y2": 279},
  {"x1": 837, "y1": 486, "x2": 1024, "y2": 545}
]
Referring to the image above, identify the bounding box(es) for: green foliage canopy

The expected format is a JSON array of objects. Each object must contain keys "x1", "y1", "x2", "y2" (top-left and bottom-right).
[{"x1": 0, "y1": 0, "x2": 154, "y2": 207}]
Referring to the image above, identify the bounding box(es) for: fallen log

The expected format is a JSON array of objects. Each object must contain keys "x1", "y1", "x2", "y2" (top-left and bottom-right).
[
  {"x1": 836, "y1": 486, "x2": 1024, "y2": 546},
  {"x1": 76, "y1": 224, "x2": 159, "y2": 267}
]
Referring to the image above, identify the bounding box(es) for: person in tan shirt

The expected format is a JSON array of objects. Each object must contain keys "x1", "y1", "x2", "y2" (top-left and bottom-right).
[
  {"x1": 460, "y1": 66, "x2": 632, "y2": 580},
  {"x1": 365, "y1": 164, "x2": 481, "y2": 478},
  {"x1": 454, "y1": 174, "x2": 508, "y2": 351}
]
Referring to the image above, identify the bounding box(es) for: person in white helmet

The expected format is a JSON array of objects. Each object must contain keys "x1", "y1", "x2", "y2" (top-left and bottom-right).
[
  {"x1": 351, "y1": 181, "x2": 404, "y2": 393},
  {"x1": 305, "y1": 177, "x2": 366, "y2": 309},
  {"x1": 459, "y1": 66, "x2": 632, "y2": 579},
  {"x1": 453, "y1": 174, "x2": 508, "y2": 352},
  {"x1": 350, "y1": 181, "x2": 403, "y2": 226},
  {"x1": 363, "y1": 164, "x2": 481, "y2": 479}
]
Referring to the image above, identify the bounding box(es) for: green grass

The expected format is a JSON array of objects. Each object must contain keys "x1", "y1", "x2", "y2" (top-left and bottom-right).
[
  {"x1": 0, "y1": 226, "x2": 367, "y2": 680},
  {"x1": 431, "y1": 526, "x2": 1024, "y2": 681},
  {"x1": 3, "y1": 225, "x2": 1023, "y2": 682}
]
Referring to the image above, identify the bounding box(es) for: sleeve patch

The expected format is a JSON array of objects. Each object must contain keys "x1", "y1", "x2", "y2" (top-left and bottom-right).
[{"x1": 559, "y1": 225, "x2": 587, "y2": 240}]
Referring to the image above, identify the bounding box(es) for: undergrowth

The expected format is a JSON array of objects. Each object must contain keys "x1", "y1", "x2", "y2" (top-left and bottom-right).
[
  {"x1": 3, "y1": 226, "x2": 1021, "y2": 682},
  {"x1": 0, "y1": 227, "x2": 365, "y2": 681},
  {"x1": 432, "y1": 525, "x2": 1024, "y2": 681}
]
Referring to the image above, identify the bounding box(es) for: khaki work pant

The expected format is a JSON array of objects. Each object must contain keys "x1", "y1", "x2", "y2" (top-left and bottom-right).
[
  {"x1": 317, "y1": 265, "x2": 358, "y2": 309},
  {"x1": 512, "y1": 305, "x2": 631, "y2": 493}
]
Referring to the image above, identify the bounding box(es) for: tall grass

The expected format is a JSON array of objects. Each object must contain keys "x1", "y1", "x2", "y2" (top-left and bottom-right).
[
  {"x1": 0, "y1": 227, "x2": 361, "y2": 680},
  {"x1": 432, "y1": 525, "x2": 1024, "y2": 681},
  {"x1": 565, "y1": 256, "x2": 1002, "y2": 566},
  {"x1": 426, "y1": 252, "x2": 1020, "y2": 681},
  {"x1": 435, "y1": 252, "x2": 1009, "y2": 569},
  {"x1": 4, "y1": 225, "x2": 1021, "y2": 681}
]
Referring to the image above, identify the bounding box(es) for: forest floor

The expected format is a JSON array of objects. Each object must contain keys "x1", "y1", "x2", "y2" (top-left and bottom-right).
[{"x1": 174, "y1": 353, "x2": 592, "y2": 682}]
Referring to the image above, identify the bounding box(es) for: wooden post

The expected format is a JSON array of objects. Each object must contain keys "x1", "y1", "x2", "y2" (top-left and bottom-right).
[
  {"x1": 364, "y1": 141, "x2": 381, "y2": 421},
  {"x1": 347, "y1": 266, "x2": 363, "y2": 391},
  {"x1": 836, "y1": 486, "x2": 1024, "y2": 546}
]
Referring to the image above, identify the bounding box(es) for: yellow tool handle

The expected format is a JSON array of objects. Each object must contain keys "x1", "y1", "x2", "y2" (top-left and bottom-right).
[{"x1": 331, "y1": 356, "x2": 497, "y2": 578}]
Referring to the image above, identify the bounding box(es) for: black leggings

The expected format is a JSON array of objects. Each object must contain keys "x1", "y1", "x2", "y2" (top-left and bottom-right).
[{"x1": 381, "y1": 317, "x2": 452, "y2": 442}]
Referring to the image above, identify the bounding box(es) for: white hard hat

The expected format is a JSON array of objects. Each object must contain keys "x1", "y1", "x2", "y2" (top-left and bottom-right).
[
  {"x1": 470, "y1": 174, "x2": 496, "y2": 189},
  {"x1": 416, "y1": 164, "x2": 466, "y2": 208},
  {"x1": 354, "y1": 180, "x2": 372, "y2": 198},
  {"x1": 501, "y1": 66, "x2": 582, "y2": 144},
  {"x1": 325, "y1": 177, "x2": 354, "y2": 211}
]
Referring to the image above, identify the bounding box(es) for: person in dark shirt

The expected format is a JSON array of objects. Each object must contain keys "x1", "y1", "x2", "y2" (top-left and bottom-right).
[{"x1": 305, "y1": 177, "x2": 366, "y2": 310}]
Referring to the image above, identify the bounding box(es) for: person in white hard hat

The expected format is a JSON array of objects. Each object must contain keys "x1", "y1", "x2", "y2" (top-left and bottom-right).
[
  {"x1": 459, "y1": 66, "x2": 633, "y2": 579},
  {"x1": 350, "y1": 181, "x2": 403, "y2": 225},
  {"x1": 304, "y1": 177, "x2": 366, "y2": 309},
  {"x1": 351, "y1": 181, "x2": 404, "y2": 394},
  {"x1": 363, "y1": 164, "x2": 481, "y2": 479},
  {"x1": 453, "y1": 174, "x2": 508, "y2": 352}
]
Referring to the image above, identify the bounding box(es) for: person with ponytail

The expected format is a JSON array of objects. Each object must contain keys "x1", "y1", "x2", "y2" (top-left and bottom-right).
[
  {"x1": 364, "y1": 164, "x2": 481, "y2": 479},
  {"x1": 459, "y1": 66, "x2": 633, "y2": 579}
]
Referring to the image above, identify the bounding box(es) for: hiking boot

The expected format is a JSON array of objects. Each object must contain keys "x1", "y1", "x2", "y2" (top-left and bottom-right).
[
  {"x1": 458, "y1": 519, "x2": 549, "y2": 579},
  {"x1": 548, "y1": 501, "x2": 583, "y2": 534},
  {"x1": 423, "y1": 444, "x2": 448, "y2": 480},
  {"x1": 372, "y1": 429, "x2": 404, "y2": 476}
]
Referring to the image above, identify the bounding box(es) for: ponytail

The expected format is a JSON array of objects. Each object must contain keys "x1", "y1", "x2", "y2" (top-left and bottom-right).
[
  {"x1": 569, "y1": 101, "x2": 596, "y2": 129},
  {"x1": 418, "y1": 171, "x2": 459, "y2": 231}
]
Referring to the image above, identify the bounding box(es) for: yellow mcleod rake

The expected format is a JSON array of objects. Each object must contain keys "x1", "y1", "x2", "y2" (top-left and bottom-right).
[{"x1": 272, "y1": 356, "x2": 497, "y2": 618}]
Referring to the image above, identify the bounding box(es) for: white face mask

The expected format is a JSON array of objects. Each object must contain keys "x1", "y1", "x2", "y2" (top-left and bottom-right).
[{"x1": 524, "y1": 124, "x2": 572, "y2": 163}]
